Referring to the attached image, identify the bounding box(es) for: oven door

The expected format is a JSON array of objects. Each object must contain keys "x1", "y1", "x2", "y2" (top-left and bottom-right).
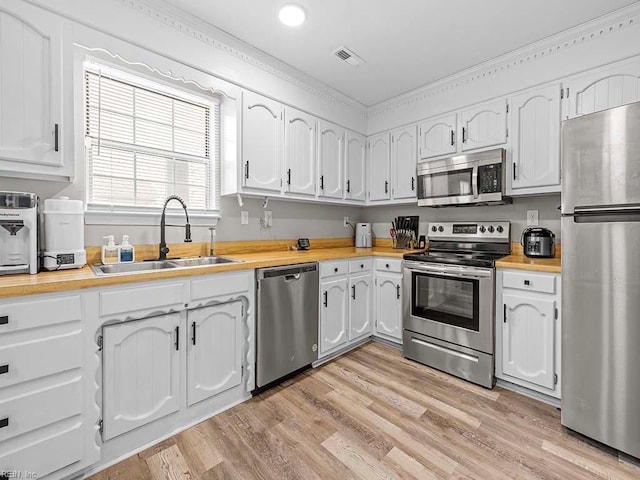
[
  {"x1": 416, "y1": 164, "x2": 477, "y2": 207},
  {"x1": 402, "y1": 261, "x2": 495, "y2": 354}
]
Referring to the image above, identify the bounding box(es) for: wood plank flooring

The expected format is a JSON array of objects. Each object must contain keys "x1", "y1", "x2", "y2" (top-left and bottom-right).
[{"x1": 90, "y1": 342, "x2": 640, "y2": 480}]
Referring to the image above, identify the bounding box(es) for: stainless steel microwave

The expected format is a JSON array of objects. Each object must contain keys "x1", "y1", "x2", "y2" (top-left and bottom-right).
[{"x1": 416, "y1": 148, "x2": 510, "y2": 207}]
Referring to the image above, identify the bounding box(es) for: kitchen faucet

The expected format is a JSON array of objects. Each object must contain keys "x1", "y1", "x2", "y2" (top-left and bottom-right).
[{"x1": 159, "y1": 195, "x2": 192, "y2": 260}]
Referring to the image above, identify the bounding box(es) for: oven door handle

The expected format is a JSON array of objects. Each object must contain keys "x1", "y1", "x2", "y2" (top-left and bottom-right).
[
  {"x1": 404, "y1": 264, "x2": 492, "y2": 279},
  {"x1": 472, "y1": 165, "x2": 479, "y2": 199}
]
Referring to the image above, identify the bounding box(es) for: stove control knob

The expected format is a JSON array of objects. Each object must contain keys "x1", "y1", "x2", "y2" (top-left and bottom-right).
[
  {"x1": 438, "y1": 226, "x2": 444, "y2": 232},
  {"x1": 488, "y1": 226, "x2": 495, "y2": 233},
  {"x1": 431, "y1": 225, "x2": 437, "y2": 232},
  {"x1": 496, "y1": 225, "x2": 504, "y2": 233},
  {"x1": 479, "y1": 226, "x2": 486, "y2": 233}
]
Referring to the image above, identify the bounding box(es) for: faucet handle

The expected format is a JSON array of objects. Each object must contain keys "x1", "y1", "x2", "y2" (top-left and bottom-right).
[{"x1": 185, "y1": 223, "x2": 192, "y2": 243}]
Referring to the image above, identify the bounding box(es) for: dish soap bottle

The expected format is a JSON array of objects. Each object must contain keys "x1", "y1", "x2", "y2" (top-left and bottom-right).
[
  {"x1": 101, "y1": 236, "x2": 120, "y2": 265},
  {"x1": 119, "y1": 235, "x2": 135, "y2": 263}
]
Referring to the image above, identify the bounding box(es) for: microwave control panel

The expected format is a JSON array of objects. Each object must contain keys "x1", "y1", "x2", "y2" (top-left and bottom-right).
[{"x1": 478, "y1": 164, "x2": 502, "y2": 194}]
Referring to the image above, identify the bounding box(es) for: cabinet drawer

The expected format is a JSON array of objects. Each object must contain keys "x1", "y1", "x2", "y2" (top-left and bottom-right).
[
  {"x1": 349, "y1": 258, "x2": 372, "y2": 274},
  {"x1": 0, "y1": 378, "x2": 82, "y2": 442},
  {"x1": 191, "y1": 272, "x2": 250, "y2": 302},
  {"x1": 502, "y1": 270, "x2": 556, "y2": 294},
  {"x1": 320, "y1": 260, "x2": 348, "y2": 278},
  {"x1": 99, "y1": 282, "x2": 185, "y2": 318},
  {"x1": 0, "y1": 423, "x2": 83, "y2": 477},
  {"x1": 0, "y1": 332, "x2": 82, "y2": 389},
  {"x1": 375, "y1": 258, "x2": 402, "y2": 273},
  {"x1": 0, "y1": 295, "x2": 81, "y2": 333}
]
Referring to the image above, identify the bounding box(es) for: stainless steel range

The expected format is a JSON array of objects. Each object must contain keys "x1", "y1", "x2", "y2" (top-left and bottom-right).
[{"x1": 402, "y1": 221, "x2": 510, "y2": 388}]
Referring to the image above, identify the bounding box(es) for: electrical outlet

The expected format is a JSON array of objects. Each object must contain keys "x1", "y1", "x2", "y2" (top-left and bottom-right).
[
  {"x1": 527, "y1": 210, "x2": 539, "y2": 226},
  {"x1": 344, "y1": 216, "x2": 350, "y2": 227},
  {"x1": 264, "y1": 210, "x2": 273, "y2": 228},
  {"x1": 240, "y1": 211, "x2": 249, "y2": 225}
]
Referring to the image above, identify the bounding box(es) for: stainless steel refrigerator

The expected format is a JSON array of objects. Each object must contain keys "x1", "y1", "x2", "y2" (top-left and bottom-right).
[{"x1": 561, "y1": 101, "x2": 640, "y2": 459}]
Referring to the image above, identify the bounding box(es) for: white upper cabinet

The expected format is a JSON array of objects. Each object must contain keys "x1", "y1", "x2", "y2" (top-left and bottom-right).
[
  {"x1": 187, "y1": 301, "x2": 243, "y2": 407},
  {"x1": 418, "y1": 113, "x2": 457, "y2": 160},
  {"x1": 285, "y1": 107, "x2": 316, "y2": 196},
  {"x1": 318, "y1": 120, "x2": 344, "y2": 199},
  {"x1": 368, "y1": 132, "x2": 391, "y2": 201},
  {"x1": 510, "y1": 84, "x2": 561, "y2": 194},
  {"x1": 459, "y1": 98, "x2": 508, "y2": 152},
  {"x1": 101, "y1": 313, "x2": 181, "y2": 440},
  {"x1": 0, "y1": 1, "x2": 72, "y2": 179},
  {"x1": 565, "y1": 57, "x2": 640, "y2": 119},
  {"x1": 241, "y1": 91, "x2": 283, "y2": 193},
  {"x1": 345, "y1": 131, "x2": 366, "y2": 202},
  {"x1": 391, "y1": 125, "x2": 417, "y2": 200}
]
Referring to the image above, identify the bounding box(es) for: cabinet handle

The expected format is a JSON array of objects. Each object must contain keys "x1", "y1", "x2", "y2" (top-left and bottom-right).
[
  {"x1": 287, "y1": 169, "x2": 292, "y2": 185},
  {"x1": 384, "y1": 180, "x2": 389, "y2": 194},
  {"x1": 513, "y1": 162, "x2": 517, "y2": 180},
  {"x1": 503, "y1": 304, "x2": 507, "y2": 323},
  {"x1": 0, "y1": 365, "x2": 8, "y2": 375},
  {"x1": 396, "y1": 284, "x2": 401, "y2": 299},
  {"x1": 175, "y1": 326, "x2": 180, "y2": 351},
  {"x1": 334, "y1": 267, "x2": 339, "y2": 273},
  {"x1": 323, "y1": 291, "x2": 328, "y2": 308},
  {"x1": 0, "y1": 315, "x2": 7, "y2": 325},
  {"x1": 360, "y1": 264, "x2": 364, "y2": 268},
  {"x1": 346, "y1": 179, "x2": 351, "y2": 193},
  {"x1": 192, "y1": 321, "x2": 196, "y2": 346},
  {"x1": 450, "y1": 129, "x2": 455, "y2": 146},
  {"x1": 524, "y1": 279, "x2": 530, "y2": 286},
  {"x1": 0, "y1": 418, "x2": 8, "y2": 429},
  {"x1": 54, "y1": 124, "x2": 59, "y2": 152},
  {"x1": 411, "y1": 177, "x2": 415, "y2": 191},
  {"x1": 245, "y1": 161, "x2": 250, "y2": 179},
  {"x1": 352, "y1": 284, "x2": 356, "y2": 300},
  {"x1": 462, "y1": 127, "x2": 467, "y2": 143},
  {"x1": 386, "y1": 263, "x2": 390, "y2": 268},
  {"x1": 320, "y1": 175, "x2": 324, "y2": 190}
]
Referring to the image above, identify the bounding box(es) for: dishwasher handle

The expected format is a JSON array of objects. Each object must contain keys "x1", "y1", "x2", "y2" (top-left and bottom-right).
[{"x1": 285, "y1": 273, "x2": 301, "y2": 282}]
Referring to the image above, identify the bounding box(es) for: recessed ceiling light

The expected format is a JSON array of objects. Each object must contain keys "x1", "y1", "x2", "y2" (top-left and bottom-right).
[{"x1": 279, "y1": 4, "x2": 306, "y2": 27}]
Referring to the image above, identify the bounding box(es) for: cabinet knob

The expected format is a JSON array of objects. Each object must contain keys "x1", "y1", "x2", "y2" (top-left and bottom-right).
[
  {"x1": 360, "y1": 264, "x2": 364, "y2": 268},
  {"x1": 334, "y1": 267, "x2": 338, "y2": 273},
  {"x1": 0, "y1": 316, "x2": 7, "y2": 325},
  {"x1": 0, "y1": 365, "x2": 8, "y2": 375},
  {"x1": 386, "y1": 264, "x2": 390, "y2": 268},
  {"x1": 524, "y1": 280, "x2": 531, "y2": 286}
]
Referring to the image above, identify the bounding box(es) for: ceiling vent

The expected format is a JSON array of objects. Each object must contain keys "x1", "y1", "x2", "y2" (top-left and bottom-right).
[{"x1": 332, "y1": 46, "x2": 366, "y2": 68}]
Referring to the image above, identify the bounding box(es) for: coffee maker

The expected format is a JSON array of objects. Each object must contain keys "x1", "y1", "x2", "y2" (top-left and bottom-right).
[{"x1": 0, "y1": 192, "x2": 38, "y2": 275}]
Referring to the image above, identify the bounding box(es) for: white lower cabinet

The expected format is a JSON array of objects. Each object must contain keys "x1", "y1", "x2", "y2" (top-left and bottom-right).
[
  {"x1": 187, "y1": 301, "x2": 243, "y2": 406},
  {"x1": 374, "y1": 271, "x2": 403, "y2": 342},
  {"x1": 349, "y1": 273, "x2": 373, "y2": 341},
  {"x1": 319, "y1": 277, "x2": 349, "y2": 355},
  {"x1": 496, "y1": 269, "x2": 561, "y2": 399},
  {"x1": 101, "y1": 313, "x2": 181, "y2": 440}
]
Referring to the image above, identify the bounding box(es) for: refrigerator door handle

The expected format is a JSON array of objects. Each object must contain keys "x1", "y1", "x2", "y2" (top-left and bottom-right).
[{"x1": 573, "y1": 204, "x2": 640, "y2": 223}]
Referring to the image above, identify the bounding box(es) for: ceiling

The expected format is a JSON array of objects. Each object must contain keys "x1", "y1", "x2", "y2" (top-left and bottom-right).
[{"x1": 160, "y1": 0, "x2": 639, "y2": 106}]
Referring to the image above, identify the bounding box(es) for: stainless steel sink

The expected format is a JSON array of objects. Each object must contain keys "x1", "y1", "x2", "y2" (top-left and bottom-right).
[
  {"x1": 90, "y1": 256, "x2": 240, "y2": 276},
  {"x1": 91, "y1": 260, "x2": 176, "y2": 276},
  {"x1": 168, "y1": 256, "x2": 239, "y2": 267}
]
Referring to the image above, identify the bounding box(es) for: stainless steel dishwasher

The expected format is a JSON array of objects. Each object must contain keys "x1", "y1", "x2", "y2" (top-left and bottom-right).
[{"x1": 256, "y1": 262, "x2": 319, "y2": 390}]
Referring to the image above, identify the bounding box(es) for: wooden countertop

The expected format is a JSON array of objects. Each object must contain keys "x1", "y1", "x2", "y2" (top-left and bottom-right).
[
  {"x1": 496, "y1": 254, "x2": 561, "y2": 274},
  {"x1": 0, "y1": 246, "x2": 417, "y2": 299}
]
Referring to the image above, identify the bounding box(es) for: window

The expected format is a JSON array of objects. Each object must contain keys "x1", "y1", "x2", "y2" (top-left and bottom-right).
[{"x1": 84, "y1": 63, "x2": 218, "y2": 216}]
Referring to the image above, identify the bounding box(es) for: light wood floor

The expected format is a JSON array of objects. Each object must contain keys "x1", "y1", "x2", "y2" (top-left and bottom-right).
[{"x1": 90, "y1": 342, "x2": 640, "y2": 480}]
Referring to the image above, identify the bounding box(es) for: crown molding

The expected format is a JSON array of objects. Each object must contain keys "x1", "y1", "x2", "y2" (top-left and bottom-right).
[
  {"x1": 118, "y1": 0, "x2": 367, "y2": 116},
  {"x1": 367, "y1": 3, "x2": 640, "y2": 119}
]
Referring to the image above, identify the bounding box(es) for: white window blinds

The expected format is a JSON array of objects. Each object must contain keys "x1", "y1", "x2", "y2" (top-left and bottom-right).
[{"x1": 85, "y1": 66, "x2": 217, "y2": 213}]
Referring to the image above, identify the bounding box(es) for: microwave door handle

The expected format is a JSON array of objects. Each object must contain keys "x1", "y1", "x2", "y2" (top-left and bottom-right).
[{"x1": 472, "y1": 166, "x2": 479, "y2": 199}]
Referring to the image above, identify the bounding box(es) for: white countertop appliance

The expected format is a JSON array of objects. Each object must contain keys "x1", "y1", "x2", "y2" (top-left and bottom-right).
[
  {"x1": 355, "y1": 222, "x2": 372, "y2": 248},
  {"x1": 0, "y1": 192, "x2": 38, "y2": 275},
  {"x1": 43, "y1": 196, "x2": 86, "y2": 270}
]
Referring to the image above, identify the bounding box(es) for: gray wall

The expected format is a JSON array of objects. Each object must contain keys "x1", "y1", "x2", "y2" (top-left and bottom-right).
[{"x1": 361, "y1": 195, "x2": 562, "y2": 244}]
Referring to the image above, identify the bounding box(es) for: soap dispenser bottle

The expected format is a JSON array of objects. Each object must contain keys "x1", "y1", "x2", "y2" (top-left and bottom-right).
[
  {"x1": 119, "y1": 235, "x2": 135, "y2": 263},
  {"x1": 101, "y1": 236, "x2": 120, "y2": 265}
]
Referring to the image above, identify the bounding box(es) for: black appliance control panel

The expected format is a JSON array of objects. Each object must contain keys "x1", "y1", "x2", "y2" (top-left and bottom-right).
[{"x1": 478, "y1": 164, "x2": 502, "y2": 194}]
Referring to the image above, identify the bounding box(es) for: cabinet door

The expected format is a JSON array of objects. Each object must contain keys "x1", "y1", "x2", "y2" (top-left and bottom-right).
[
  {"x1": 0, "y1": 2, "x2": 70, "y2": 175},
  {"x1": 320, "y1": 278, "x2": 348, "y2": 355},
  {"x1": 391, "y1": 125, "x2": 417, "y2": 200},
  {"x1": 187, "y1": 301, "x2": 243, "y2": 407},
  {"x1": 418, "y1": 113, "x2": 457, "y2": 159},
  {"x1": 345, "y1": 131, "x2": 366, "y2": 201},
  {"x1": 510, "y1": 84, "x2": 561, "y2": 193},
  {"x1": 102, "y1": 313, "x2": 181, "y2": 440},
  {"x1": 375, "y1": 272, "x2": 402, "y2": 340},
  {"x1": 502, "y1": 294, "x2": 556, "y2": 390},
  {"x1": 318, "y1": 120, "x2": 344, "y2": 199},
  {"x1": 242, "y1": 91, "x2": 283, "y2": 192},
  {"x1": 368, "y1": 133, "x2": 391, "y2": 201},
  {"x1": 349, "y1": 274, "x2": 372, "y2": 341},
  {"x1": 565, "y1": 58, "x2": 640, "y2": 119},
  {"x1": 285, "y1": 108, "x2": 316, "y2": 195},
  {"x1": 459, "y1": 98, "x2": 507, "y2": 151}
]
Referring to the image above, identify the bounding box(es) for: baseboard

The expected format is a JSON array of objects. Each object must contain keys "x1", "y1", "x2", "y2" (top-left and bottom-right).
[{"x1": 496, "y1": 378, "x2": 561, "y2": 408}]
